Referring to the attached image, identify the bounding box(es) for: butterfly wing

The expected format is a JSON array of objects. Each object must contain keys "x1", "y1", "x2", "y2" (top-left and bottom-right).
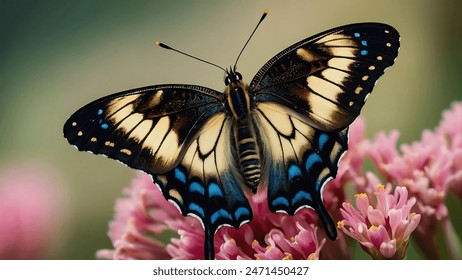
[
  {"x1": 155, "y1": 112, "x2": 252, "y2": 260},
  {"x1": 64, "y1": 85, "x2": 224, "y2": 174},
  {"x1": 255, "y1": 103, "x2": 348, "y2": 239},
  {"x1": 63, "y1": 85, "x2": 252, "y2": 259},
  {"x1": 251, "y1": 23, "x2": 399, "y2": 238},
  {"x1": 251, "y1": 23, "x2": 400, "y2": 131}
]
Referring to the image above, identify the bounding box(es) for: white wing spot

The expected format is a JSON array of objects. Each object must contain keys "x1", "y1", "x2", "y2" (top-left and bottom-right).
[{"x1": 77, "y1": 131, "x2": 83, "y2": 136}]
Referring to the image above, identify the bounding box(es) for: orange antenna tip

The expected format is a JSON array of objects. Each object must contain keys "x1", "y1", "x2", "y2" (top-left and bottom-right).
[
  {"x1": 155, "y1": 41, "x2": 172, "y2": 50},
  {"x1": 263, "y1": 9, "x2": 269, "y2": 14}
]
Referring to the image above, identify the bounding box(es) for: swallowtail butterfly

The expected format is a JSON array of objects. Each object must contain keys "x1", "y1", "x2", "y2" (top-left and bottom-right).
[{"x1": 64, "y1": 10, "x2": 399, "y2": 259}]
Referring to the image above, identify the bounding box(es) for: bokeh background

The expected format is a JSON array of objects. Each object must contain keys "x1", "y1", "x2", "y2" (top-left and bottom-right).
[{"x1": 1, "y1": 0, "x2": 461, "y2": 259}]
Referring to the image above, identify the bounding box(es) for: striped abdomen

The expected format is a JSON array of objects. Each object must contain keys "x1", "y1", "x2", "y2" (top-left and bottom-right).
[
  {"x1": 225, "y1": 73, "x2": 261, "y2": 192},
  {"x1": 233, "y1": 117, "x2": 261, "y2": 192}
]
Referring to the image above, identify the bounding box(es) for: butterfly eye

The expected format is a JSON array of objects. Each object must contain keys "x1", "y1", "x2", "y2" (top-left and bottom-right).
[
  {"x1": 235, "y1": 72, "x2": 242, "y2": 81},
  {"x1": 224, "y1": 77, "x2": 232, "y2": 86}
]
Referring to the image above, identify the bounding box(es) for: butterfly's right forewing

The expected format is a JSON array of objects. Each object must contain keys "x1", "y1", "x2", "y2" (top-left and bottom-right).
[{"x1": 64, "y1": 85, "x2": 224, "y2": 174}]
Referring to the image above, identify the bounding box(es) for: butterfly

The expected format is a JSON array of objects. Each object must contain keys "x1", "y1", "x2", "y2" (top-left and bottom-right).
[{"x1": 63, "y1": 11, "x2": 399, "y2": 259}]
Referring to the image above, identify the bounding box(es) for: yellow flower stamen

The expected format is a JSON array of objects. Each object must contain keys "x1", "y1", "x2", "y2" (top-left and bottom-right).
[
  {"x1": 337, "y1": 221, "x2": 344, "y2": 229},
  {"x1": 283, "y1": 254, "x2": 293, "y2": 260},
  {"x1": 370, "y1": 225, "x2": 379, "y2": 230},
  {"x1": 355, "y1": 193, "x2": 367, "y2": 198},
  {"x1": 376, "y1": 184, "x2": 386, "y2": 191}
]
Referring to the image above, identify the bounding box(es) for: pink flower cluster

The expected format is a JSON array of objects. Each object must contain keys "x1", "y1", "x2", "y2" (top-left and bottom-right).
[
  {"x1": 338, "y1": 184, "x2": 420, "y2": 259},
  {"x1": 363, "y1": 102, "x2": 462, "y2": 259},
  {"x1": 98, "y1": 101, "x2": 462, "y2": 260},
  {"x1": 96, "y1": 174, "x2": 332, "y2": 260}
]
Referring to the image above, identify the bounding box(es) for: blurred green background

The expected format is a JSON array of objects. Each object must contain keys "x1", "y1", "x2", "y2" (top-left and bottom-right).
[{"x1": 1, "y1": 0, "x2": 461, "y2": 259}]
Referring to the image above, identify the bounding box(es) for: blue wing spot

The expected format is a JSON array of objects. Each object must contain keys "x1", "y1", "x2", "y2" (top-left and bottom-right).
[
  {"x1": 318, "y1": 133, "x2": 329, "y2": 150},
  {"x1": 360, "y1": 50, "x2": 368, "y2": 56},
  {"x1": 174, "y1": 168, "x2": 187, "y2": 184},
  {"x1": 208, "y1": 182, "x2": 223, "y2": 198},
  {"x1": 189, "y1": 203, "x2": 205, "y2": 218},
  {"x1": 354, "y1": 32, "x2": 360, "y2": 38},
  {"x1": 305, "y1": 153, "x2": 322, "y2": 173},
  {"x1": 292, "y1": 190, "x2": 312, "y2": 205},
  {"x1": 211, "y1": 209, "x2": 232, "y2": 225},
  {"x1": 234, "y1": 207, "x2": 250, "y2": 220},
  {"x1": 361, "y1": 40, "x2": 368, "y2": 46},
  {"x1": 189, "y1": 182, "x2": 205, "y2": 195},
  {"x1": 272, "y1": 196, "x2": 289, "y2": 207},
  {"x1": 288, "y1": 164, "x2": 302, "y2": 181},
  {"x1": 101, "y1": 123, "x2": 109, "y2": 129},
  {"x1": 97, "y1": 109, "x2": 103, "y2": 115}
]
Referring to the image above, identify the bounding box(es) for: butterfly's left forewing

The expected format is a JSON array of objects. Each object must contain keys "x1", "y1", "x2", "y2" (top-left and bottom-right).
[{"x1": 251, "y1": 23, "x2": 400, "y2": 131}]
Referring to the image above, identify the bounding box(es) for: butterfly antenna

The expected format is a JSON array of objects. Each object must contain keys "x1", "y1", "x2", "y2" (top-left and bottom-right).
[
  {"x1": 233, "y1": 9, "x2": 269, "y2": 69},
  {"x1": 155, "y1": 41, "x2": 227, "y2": 73}
]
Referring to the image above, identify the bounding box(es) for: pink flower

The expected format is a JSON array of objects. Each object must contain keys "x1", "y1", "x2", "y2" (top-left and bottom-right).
[
  {"x1": 438, "y1": 102, "x2": 462, "y2": 202},
  {"x1": 97, "y1": 173, "x2": 329, "y2": 260},
  {"x1": 437, "y1": 102, "x2": 462, "y2": 139},
  {"x1": 328, "y1": 117, "x2": 368, "y2": 199},
  {"x1": 96, "y1": 174, "x2": 185, "y2": 259},
  {"x1": 363, "y1": 101, "x2": 462, "y2": 259},
  {"x1": 0, "y1": 164, "x2": 64, "y2": 259},
  {"x1": 338, "y1": 184, "x2": 421, "y2": 259}
]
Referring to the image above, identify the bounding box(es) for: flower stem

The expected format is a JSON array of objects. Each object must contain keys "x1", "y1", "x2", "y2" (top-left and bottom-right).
[{"x1": 441, "y1": 216, "x2": 462, "y2": 259}]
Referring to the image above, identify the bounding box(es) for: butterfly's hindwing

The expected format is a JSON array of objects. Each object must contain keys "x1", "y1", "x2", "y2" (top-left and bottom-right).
[
  {"x1": 153, "y1": 114, "x2": 252, "y2": 259},
  {"x1": 251, "y1": 23, "x2": 399, "y2": 131},
  {"x1": 255, "y1": 102, "x2": 348, "y2": 239}
]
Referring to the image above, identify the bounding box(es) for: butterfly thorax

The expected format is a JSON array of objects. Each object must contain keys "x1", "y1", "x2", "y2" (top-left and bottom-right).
[
  {"x1": 224, "y1": 71, "x2": 252, "y2": 120},
  {"x1": 224, "y1": 70, "x2": 261, "y2": 193}
]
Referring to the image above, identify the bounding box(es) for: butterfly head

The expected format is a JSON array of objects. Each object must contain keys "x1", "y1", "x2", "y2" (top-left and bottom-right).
[{"x1": 224, "y1": 68, "x2": 243, "y2": 86}]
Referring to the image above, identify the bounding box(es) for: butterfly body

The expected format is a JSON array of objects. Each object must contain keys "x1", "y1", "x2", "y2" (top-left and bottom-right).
[
  {"x1": 64, "y1": 22, "x2": 400, "y2": 259},
  {"x1": 224, "y1": 70, "x2": 263, "y2": 192}
]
